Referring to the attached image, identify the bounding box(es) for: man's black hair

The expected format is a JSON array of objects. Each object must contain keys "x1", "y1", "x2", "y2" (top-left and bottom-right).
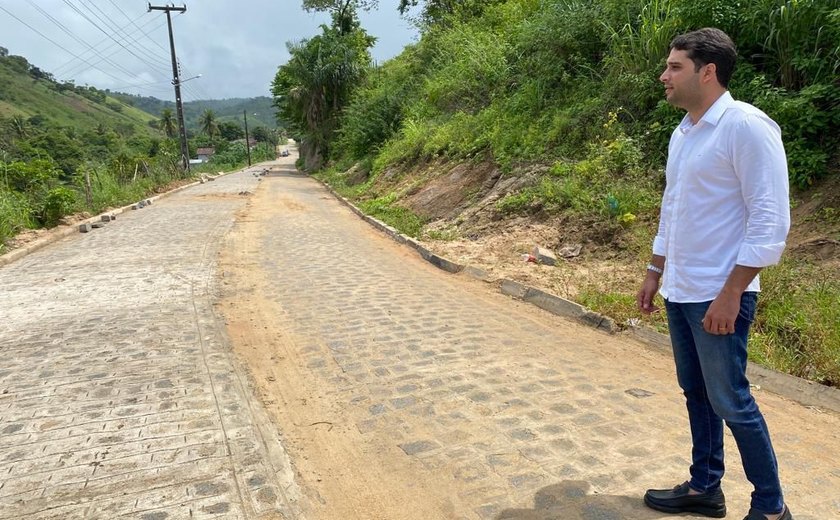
[{"x1": 670, "y1": 28, "x2": 737, "y2": 88}]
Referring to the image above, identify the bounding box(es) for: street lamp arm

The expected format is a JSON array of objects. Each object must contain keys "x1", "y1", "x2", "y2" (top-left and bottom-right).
[{"x1": 172, "y1": 74, "x2": 201, "y2": 86}]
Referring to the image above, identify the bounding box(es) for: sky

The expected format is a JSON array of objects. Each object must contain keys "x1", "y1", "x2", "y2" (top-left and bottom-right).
[{"x1": 0, "y1": 0, "x2": 420, "y2": 101}]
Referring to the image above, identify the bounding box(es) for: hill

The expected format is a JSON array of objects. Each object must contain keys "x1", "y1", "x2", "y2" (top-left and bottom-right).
[
  {"x1": 0, "y1": 51, "x2": 156, "y2": 135},
  {"x1": 110, "y1": 92, "x2": 280, "y2": 132}
]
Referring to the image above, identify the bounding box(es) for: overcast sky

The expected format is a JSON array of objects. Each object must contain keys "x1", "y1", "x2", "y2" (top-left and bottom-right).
[{"x1": 0, "y1": 0, "x2": 419, "y2": 101}]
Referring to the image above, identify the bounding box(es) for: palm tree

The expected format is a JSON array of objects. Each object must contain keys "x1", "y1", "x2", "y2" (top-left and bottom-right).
[
  {"x1": 159, "y1": 108, "x2": 176, "y2": 138},
  {"x1": 199, "y1": 109, "x2": 219, "y2": 138},
  {"x1": 271, "y1": 22, "x2": 373, "y2": 167}
]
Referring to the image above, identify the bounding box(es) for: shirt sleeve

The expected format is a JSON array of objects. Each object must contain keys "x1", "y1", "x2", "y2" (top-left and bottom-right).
[
  {"x1": 652, "y1": 131, "x2": 678, "y2": 257},
  {"x1": 652, "y1": 203, "x2": 667, "y2": 256},
  {"x1": 731, "y1": 114, "x2": 791, "y2": 267}
]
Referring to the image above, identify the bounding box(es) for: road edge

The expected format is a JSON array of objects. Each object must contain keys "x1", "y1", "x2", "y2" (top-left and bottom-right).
[
  {"x1": 318, "y1": 179, "x2": 840, "y2": 416},
  {"x1": 0, "y1": 171, "x2": 236, "y2": 269}
]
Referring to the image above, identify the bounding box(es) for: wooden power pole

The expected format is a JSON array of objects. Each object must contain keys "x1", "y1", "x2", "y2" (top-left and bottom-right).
[
  {"x1": 148, "y1": 3, "x2": 189, "y2": 174},
  {"x1": 243, "y1": 110, "x2": 252, "y2": 167}
]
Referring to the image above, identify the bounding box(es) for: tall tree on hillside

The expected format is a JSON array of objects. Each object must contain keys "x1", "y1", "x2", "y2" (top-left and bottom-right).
[
  {"x1": 397, "y1": 0, "x2": 501, "y2": 25},
  {"x1": 158, "y1": 108, "x2": 176, "y2": 138},
  {"x1": 199, "y1": 110, "x2": 219, "y2": 138},
  {"x1": 272, "y1": 9, "x2": 374, "y2": 170},
  {"x1": 303, "y1": 0, "x2": 376, "y2": 34}
]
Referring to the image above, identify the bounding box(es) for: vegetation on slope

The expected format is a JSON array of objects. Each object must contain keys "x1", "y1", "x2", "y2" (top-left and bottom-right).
[
  {"x1": 275, "y1": 0, "x2": 839, "y2": 385},
  {"x1": 0, "y1": 48, "x2": 275, "y2": 250}
]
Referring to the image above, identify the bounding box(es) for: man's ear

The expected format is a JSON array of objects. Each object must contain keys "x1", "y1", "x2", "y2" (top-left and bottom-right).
[{"x1": 702, "y1": 62, "x2": 718, "y2": 85}]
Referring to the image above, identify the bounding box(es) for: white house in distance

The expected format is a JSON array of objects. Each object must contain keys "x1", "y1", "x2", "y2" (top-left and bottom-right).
[{"x1": 195, "y1": 147, "x2": 215, "y2": 163}]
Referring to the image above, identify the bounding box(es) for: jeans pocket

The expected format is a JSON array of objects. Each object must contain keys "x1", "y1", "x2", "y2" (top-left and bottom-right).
[{"x1": 737, "y1": 292, "x2": 758, "y2": 324}]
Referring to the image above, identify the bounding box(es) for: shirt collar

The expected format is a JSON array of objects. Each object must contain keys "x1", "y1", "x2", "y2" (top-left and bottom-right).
[{"x1": 678, "y1": 91, "x2": 734, "y2": 134}]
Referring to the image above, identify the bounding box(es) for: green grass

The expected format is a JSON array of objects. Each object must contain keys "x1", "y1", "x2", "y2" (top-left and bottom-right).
[
  {"x1": 357, "y1": 193, "x2": 424, "y2": 238},
  {"x1": 577, "y1": 258, "x2": 840, "y2": 387},
  {"x1": 0, "y1": 61, "x2": 155, "y2": 134},
  {"x1": 751, "y1": 259, "x2": 840, "y2": 385}
]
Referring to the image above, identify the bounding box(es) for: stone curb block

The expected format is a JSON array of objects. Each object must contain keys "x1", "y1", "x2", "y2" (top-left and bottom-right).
[
  {"x1": 0, "y1": 169, "x2": 238, "y2": 269},
  {"x1": 627, "y1": 325, "x2": 840, "y2": 415},
  {"x1": 316, "y1": 177, "x2": 840, "y2": 414},
  {"x1": 463, "y1": 265, "x2": 491, "y2": 282},
  {"x1": 501, "y1": 279, "x2": 616, "y2": 333}
]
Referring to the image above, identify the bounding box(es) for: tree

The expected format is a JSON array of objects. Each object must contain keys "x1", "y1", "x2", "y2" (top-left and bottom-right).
[
  {"x1": 303, "y1": 0, "x2": 377, "y2": 34},
  {"x1": 218, "y1": 120, "x2": 244, "y2": 141},
  {"x1": 28, "y1": 66, "x2": 53, "y2": 82},
  {"x1": 397, "y1": 0, "x2": 501, "y2": 25},
  {"x1": 251, "y1": 126, "x2": 279, "y2": 146},
  {"x1": 159, "y1": 108, "x2": 176, "y2": 138},
  {"x1": 199, "y1": 109, "x2": 219, "y2": 138},
  {"x1": 271, "y1": 15, "x2": 374, "y2": 169}
]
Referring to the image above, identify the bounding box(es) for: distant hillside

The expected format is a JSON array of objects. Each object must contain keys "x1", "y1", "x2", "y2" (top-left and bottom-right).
[
  {"x1": 111, "y1": 92, "x2": 281, "y2": 132},
  {"x1": 0, "y1": 51, "x2": 156, "y2": 135}
]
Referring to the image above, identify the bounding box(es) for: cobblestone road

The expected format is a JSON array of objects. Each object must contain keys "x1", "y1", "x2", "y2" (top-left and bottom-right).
[
  {"x1": 0, "y1": 169, "x2": 297, "y2": 519},
  {"x1": 2, "y1": 159, "x2": 839, "y2": 520},
  {"x1": 218, "y1": 164, "x2": 840, "y2": 520}
]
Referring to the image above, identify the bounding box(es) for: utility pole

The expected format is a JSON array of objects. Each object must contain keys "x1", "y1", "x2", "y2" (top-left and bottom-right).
[
  {"x1": 243, "y1": 110, "x2": 252, "y2": 167},
  {"x1": 149, "y1": 3, "x2": 189, "y2": 175}
]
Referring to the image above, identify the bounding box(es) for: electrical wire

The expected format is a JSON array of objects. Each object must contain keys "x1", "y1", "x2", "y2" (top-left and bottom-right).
[
  {"x1": 52, "y1": 15, "x2": 164, "y2": 76},
  {"x1": 75, "y1": 0, "x2": 172, "y2": 69},
  {"x1": 0, "y1": 4, "x2": 130, "y2": 85},
  {"x1": 24, "y1": 0, "x2": 144, "y2": 82},
  {"x1": 60, "y1": 0, "x2": 171, "y2": 80}
]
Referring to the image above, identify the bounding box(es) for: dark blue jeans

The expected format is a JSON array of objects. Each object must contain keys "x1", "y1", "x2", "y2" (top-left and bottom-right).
[{"x1": 665, "y1": 292, "x2": 784, "y2": 514}]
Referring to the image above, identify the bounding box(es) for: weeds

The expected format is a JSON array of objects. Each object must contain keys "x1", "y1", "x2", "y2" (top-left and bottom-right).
[
  {"x1": 358, "y1": 193, "x2": 425, "y2": 237},
  {"x1": 752, "y1": 259, "x2": 840, "y2": 385}
]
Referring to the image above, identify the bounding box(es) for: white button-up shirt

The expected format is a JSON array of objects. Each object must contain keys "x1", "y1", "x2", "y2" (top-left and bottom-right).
[{"x1": 653, "y1": 91, "x2": 790, "y2": 303}]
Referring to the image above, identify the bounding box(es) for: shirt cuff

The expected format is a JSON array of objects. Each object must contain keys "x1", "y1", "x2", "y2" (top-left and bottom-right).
[
  {"x1": 652, "y1": 236, "x2": 666, "y2": 256},
  {"x1": 736, "y1": 241, "x2": 786, "y2": 267}
]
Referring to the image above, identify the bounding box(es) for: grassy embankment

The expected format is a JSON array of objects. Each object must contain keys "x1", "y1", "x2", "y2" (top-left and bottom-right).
[{"x1": 315, "y1": 0, "x2": 840, "y2": 385}]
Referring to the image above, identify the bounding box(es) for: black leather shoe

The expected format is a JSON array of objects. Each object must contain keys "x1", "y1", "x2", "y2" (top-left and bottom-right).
[
  {"x1": 644, "y1": 481, "x2": 727, "y2": 518},
  {"x1": 744, "y1": 505, "x2": 793, "y2": 520}
]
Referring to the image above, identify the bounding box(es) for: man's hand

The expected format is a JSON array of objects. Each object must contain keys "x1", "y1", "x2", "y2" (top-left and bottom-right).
[
  {"x1": 702, "y1": 292, "x2": 740, "y2": 335},
  {"x1": 703, "y1": 265, "x2": 762, "y2": 335},
  {"x1": 637, "y1": 272, "x2": 661, "y2": 314}
]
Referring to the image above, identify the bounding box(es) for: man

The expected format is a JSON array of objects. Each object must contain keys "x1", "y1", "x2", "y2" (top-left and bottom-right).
[{"x1": 637, "y1": 28, "x2": 792, "y2": 520}]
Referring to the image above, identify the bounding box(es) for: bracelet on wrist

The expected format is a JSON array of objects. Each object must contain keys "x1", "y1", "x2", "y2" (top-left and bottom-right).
[{"x1": 646, "y1": 263, "x2": 663, "y2": 275}]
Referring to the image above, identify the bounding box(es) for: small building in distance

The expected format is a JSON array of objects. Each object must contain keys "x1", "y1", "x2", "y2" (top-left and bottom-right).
[{"x1": 195, "y1": 147, "x2": 215, "y2": 163}]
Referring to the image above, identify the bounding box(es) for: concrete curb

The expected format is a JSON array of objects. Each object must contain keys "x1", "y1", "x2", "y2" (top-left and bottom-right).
[
  {"x1": 626, "y1": 326, "x2": 840, "y2": 414},
  {"x1": 318, "y1": 178, "x2": 840, "y2": 415},
  {"x1": 319, "y1": 181, "x2": 620, "y2": 333},
  {"x1": 0, "y1": 172, "x2": 230, "y2": 269}
]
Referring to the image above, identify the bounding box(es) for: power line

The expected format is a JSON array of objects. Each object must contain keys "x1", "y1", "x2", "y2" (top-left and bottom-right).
[
  {"x1": 106, "y1": 0, "x2": 171, "y2": 56},
  {"x1": 24, "y1": 0, "x2": 145, "y2": 82},
  {"x1": 52, "y1": 15, "x2": 163, "y2": 76},
  {"x1": 0, "y1": 4, "x2": 130, "y2": 85},
  {"x1": 75, "y1": 0, "x2": 171, "y2": 69},
  {"x1": 60, "y1": 0, "x2": 171, "y2": 80}
]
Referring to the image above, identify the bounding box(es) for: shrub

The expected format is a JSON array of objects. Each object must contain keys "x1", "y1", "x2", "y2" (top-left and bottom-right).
[
  {"x1": 0, "y1": 189, "x2": 33, "y2": 250},
  {"x1": 40, "y1": 186, "x2": 78, "y2": 227}
]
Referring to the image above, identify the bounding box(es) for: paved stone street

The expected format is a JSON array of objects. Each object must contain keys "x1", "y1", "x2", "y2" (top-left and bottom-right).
[
  {"x1": 0, "y1": 169, "x2": 296, "y2": 519},
  {"x1": 1, "y1": 157, "x2": 839, "y2": 520}
]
